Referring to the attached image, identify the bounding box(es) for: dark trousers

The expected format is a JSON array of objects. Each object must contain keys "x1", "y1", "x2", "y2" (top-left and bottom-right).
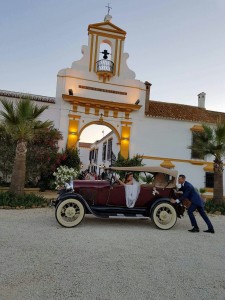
[{"x1": 188, "y1": 203, "x2": 214, "y2": 230}]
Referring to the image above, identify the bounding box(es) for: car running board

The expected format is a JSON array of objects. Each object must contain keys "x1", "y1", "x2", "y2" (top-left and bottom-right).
[
  {"x1": 109, "y1": 214, "x2": 149, "y2": 219},
  {"x1": 90, "y1": 206, "x2": 148, "y2": 219}
]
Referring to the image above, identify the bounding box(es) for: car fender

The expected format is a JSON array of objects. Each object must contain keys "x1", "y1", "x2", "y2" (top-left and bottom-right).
[
  {"x1": 149, "y1": 198, "x2": 172, "y2": 217},
  {"x1": 55, "y1": 193, "x2": 93, "y2": 215},
  {"x1": 149, "y1": 198, "x2": 184, "y2": 219}
]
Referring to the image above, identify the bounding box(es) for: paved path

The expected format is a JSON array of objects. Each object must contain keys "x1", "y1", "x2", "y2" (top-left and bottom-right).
[{"x1": 0, "y1": 208, "x2": 224, "y2": 300}]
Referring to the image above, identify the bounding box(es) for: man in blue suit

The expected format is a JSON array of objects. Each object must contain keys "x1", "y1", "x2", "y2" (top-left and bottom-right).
[{"x1": 171, "y1": 174, "x2": 214, "y2": 233}]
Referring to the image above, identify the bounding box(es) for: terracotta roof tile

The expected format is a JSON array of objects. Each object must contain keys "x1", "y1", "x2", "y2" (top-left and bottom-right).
[
  {"x1": 0, "y1": 90, "x2": 55, "y2": 104},
  {"x1": 146, "y1": 101, "x2": 225, "y2": 123}
]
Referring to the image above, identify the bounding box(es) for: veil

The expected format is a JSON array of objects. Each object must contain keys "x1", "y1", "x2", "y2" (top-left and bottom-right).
[{"x1": 125, "y1": 179, "x2": 141, "y2": 208}]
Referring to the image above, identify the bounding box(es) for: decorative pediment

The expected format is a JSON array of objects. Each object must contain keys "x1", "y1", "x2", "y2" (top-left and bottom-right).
[{"x1": 88, "y1": 21, "x2": 126, "y2": 36}]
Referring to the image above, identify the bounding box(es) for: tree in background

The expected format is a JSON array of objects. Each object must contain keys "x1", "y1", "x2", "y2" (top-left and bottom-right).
[
  {"x1": 0, "y1": 125, "x2": 63, "y2": 189},
  {"x1": 60, "y1": 148, "x2": 81, "y2": 172},
  {"x1": 188, "y1": 121, "x2": 225, "y2": 205},
  {"x1": 113, "y1": 153, "x2": 144, "y2": 180},
  {"x1": 0, "y1": 98, "x2": 53, "y2": 195},
  {"x1": 0, "y1": 123, "x2": 81, "y2": 191},
  {"x1": 26, "y1": 127, "x2": 63, "y2": 188},
  {"x1": 38, "y1": 147, "x2": 81, "y2": 191},
  {"x1": 0, "y1": 125, "x2": 16, "y2": 183}
]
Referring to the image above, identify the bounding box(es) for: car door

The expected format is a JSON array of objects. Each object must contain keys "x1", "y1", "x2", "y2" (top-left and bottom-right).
[
  {"x1": 74, "y1": 180, "x2": 111, "y2": 206},
  {"x1": 107, "y1": 184, "x2": 126, "y2": 207},
  {"x1": 107, "y1": 183, "x2": 154, "y2": 208},
  {"x1": 134, "y1": 184, "x2": 154, "y2": 207}
]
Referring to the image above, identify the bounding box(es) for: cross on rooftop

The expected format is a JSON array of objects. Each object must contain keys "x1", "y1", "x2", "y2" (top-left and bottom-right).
[{"x1": 105, "y1": 3, "x2": 112, "y2": 14}]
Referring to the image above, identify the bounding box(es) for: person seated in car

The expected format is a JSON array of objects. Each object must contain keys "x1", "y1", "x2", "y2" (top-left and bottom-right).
[
  {"x1": 117, "y1": 172, "x2": 133, "y2": 186},
  {"x1": 117, "y1": 172, "x2": 140, "y2": 208}
]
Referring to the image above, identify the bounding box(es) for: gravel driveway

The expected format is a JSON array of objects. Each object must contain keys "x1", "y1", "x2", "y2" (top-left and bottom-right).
[{"x1": 0, "y1": 208, "x2": 224, "y2": 300}]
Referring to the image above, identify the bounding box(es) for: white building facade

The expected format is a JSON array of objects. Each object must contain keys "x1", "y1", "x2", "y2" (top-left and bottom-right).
[{"x1": 1, "y1": 14, "x2": 225, "y2": 193}]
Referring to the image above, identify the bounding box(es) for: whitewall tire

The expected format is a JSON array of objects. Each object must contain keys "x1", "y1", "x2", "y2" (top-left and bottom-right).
[
  {"x1": 152, "y1": 202, "x2": 177, "y2": 230},
  {"x1": 55, "y1": 198, "x2": 85, "y2": 228}
]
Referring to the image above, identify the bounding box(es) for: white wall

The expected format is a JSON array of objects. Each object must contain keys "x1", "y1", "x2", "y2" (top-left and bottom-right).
[{"x1": 78, "y1": 146, "x2": 90, "y2": 171}]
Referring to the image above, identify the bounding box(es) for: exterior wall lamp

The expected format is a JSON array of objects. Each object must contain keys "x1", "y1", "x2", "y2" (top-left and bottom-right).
[
  {"x1": 135, "y1": 99, "x2": 140, "y2": 105},
  {"x1": 68, "y1": 89, "x2": 73, "y2": 95}
]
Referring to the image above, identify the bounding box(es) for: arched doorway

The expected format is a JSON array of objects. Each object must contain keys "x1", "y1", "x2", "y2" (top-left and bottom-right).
[
  {"x1": 78, "y1": 120, "x2": 121, "y2": 142},
  {"x1": 77, "y1": 121, "x2": 121, "y2": 175},
  {"x1": 79, "y1": 124, "x2": 111, "y2": 143}
]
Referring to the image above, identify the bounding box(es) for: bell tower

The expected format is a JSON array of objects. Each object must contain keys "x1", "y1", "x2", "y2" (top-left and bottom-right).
[
  {"x1": 56, "y1": 10, "x2": 146, "y2": 159},
  {"x1": 87, "y1": 13, "x2": 127, "y2": 82}
]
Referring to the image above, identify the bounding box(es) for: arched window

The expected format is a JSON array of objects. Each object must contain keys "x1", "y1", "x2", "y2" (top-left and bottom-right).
[
  {"x1": 97, "y1": 41, "x2": 114, "y2": 73},
  {"x1": 99, "y1": 41, "x2": 112, "y2": 60}
]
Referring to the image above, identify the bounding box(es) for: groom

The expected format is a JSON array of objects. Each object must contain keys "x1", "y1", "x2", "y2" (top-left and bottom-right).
[{"x1": 171, "y1": 174, "x2": 215, "y2": 233}]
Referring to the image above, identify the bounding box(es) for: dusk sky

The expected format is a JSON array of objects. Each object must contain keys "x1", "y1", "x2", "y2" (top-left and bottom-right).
[{"x1": 1, "y1": 0, "x2": 225, "y2": 141}]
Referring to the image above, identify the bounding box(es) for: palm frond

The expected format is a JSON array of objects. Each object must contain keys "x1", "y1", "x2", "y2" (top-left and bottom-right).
[
  {"x1": 189, "y1": 121, "x2": 225, "y2": 160},
  {"x1": 33, "y1": 120, "x2": 53, "y2": 130},
  {"x1": 0, "y1": 100, "x2": 18, "y2": 124},
  {"x1": 0, "y1": 98, "x2": 52, "y2": 141},
  {"x1": 215, "y1": 122, "x2": 225, "y2": 144},
  {"x1": 32, "y1": 104, "x2": 49, "y2": 118}
]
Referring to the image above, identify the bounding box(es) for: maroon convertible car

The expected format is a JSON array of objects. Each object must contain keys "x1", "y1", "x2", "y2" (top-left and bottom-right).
[{"x1": 52, "y1": 166, "x2": 185, "y2": 230}]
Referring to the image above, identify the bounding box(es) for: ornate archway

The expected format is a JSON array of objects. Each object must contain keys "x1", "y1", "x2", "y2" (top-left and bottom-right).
[
  {"x1": 78, "y1": 120, "x2": 121, "y2": 144},
  {"x1": 64, "y1": 95, "x2": 141, "y2": 159}
]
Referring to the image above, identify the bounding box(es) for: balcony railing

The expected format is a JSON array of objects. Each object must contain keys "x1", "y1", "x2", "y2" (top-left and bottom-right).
[{"x1": 96, "y1": 59, "x2": 114, "y2": 73}]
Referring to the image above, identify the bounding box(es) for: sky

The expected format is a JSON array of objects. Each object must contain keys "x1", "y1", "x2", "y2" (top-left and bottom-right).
[{"x1": 1, "y1": 0, "x2": 225, "y2": 142}]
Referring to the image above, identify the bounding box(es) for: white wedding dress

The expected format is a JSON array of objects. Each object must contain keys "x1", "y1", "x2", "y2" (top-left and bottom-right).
[{"x1": 125, "y1": 179, "x2": 141, "y2": 208}]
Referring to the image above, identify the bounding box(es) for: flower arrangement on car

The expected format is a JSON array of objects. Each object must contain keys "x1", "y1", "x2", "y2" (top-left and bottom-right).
[{"x1": 53, "y1": 166, "x2": 79, "y2": 191}]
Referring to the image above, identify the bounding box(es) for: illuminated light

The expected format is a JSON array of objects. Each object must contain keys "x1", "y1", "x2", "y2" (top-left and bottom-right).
[{"x1": 70, "y1": 131, "x2": 77, "y2": 135}]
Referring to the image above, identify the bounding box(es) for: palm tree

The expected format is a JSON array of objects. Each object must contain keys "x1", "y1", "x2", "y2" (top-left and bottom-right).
[
  {"x1": 0, "y1": 98, "x2": 53, "y2": 195},
  {"x1": 189, "y1": 121, "x2": 225, "y2": 205}
]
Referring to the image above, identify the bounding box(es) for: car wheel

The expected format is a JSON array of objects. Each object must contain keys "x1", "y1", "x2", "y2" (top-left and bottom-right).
[
  {"x1": 55, "y1": 198, "x2": 85, "y2": 228},
  {"x1": 151, "y1": 202, "x2": 177, "y2": 230}
]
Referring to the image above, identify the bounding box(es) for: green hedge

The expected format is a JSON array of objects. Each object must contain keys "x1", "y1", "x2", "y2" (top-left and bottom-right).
[{"x1": 0, "y1": 192, "x2": 48, "y2": 208}]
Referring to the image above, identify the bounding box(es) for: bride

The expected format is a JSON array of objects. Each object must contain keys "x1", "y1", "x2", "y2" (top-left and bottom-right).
[{"x1": 117, "y1": 172, "x2": 140, "y2": 208}]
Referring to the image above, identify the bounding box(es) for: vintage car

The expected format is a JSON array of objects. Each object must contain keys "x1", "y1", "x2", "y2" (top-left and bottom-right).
[{"x1": 52, "y1": 166, "x2": 185, "y2": 230}]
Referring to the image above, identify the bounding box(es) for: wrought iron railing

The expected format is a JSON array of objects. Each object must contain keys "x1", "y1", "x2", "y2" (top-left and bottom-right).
[{"x1": 96, "y1": 59, "x2": 114, "y2": 73}]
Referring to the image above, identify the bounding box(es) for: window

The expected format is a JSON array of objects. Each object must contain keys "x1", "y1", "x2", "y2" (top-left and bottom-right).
[
  {"x1": 89, "y1": 150, "x2": 94, "y2": 162},
  {"x1": 94, "y1": 149, "x2": 98, "y2": 164},
  {"x1": 99, "y1": 41, "x2": 112, "y2": 60},
  {"x1": 205, "y1": 172, "x2": 214, "y2": 188},
  {"x1": 191, "y1": 132, "x2": 204, "y2": 159},
  {"x1": 107, "y1": 139, "x2": 112, "y2": 160},
  {"x1": 102, "y1": 143, "x2": 107, "y2": 161}
]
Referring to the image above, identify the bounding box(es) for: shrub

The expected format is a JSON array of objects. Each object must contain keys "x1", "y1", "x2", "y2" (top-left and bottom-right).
[
  {"x1": 0, "y1": 192, "x2": 47, "y2": 208},
  {"x1": 39, "y1": 147, "x2": 81, "y2": 191},
  {"x1": 60, "y1": 148, "x2": 81, "y2": 171},
  {"x1": 26, "y1": 127, "x2": 63, "y2": 188},
  {"x1": 0, "y1": 126, "x2": 16, "y2": 181},
  {"x1": 199, "y1": 188, "x2": 206, "y2": 194},
  {"x1": 205, "y1": 199, "x2": 225, "y2": 215}
]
